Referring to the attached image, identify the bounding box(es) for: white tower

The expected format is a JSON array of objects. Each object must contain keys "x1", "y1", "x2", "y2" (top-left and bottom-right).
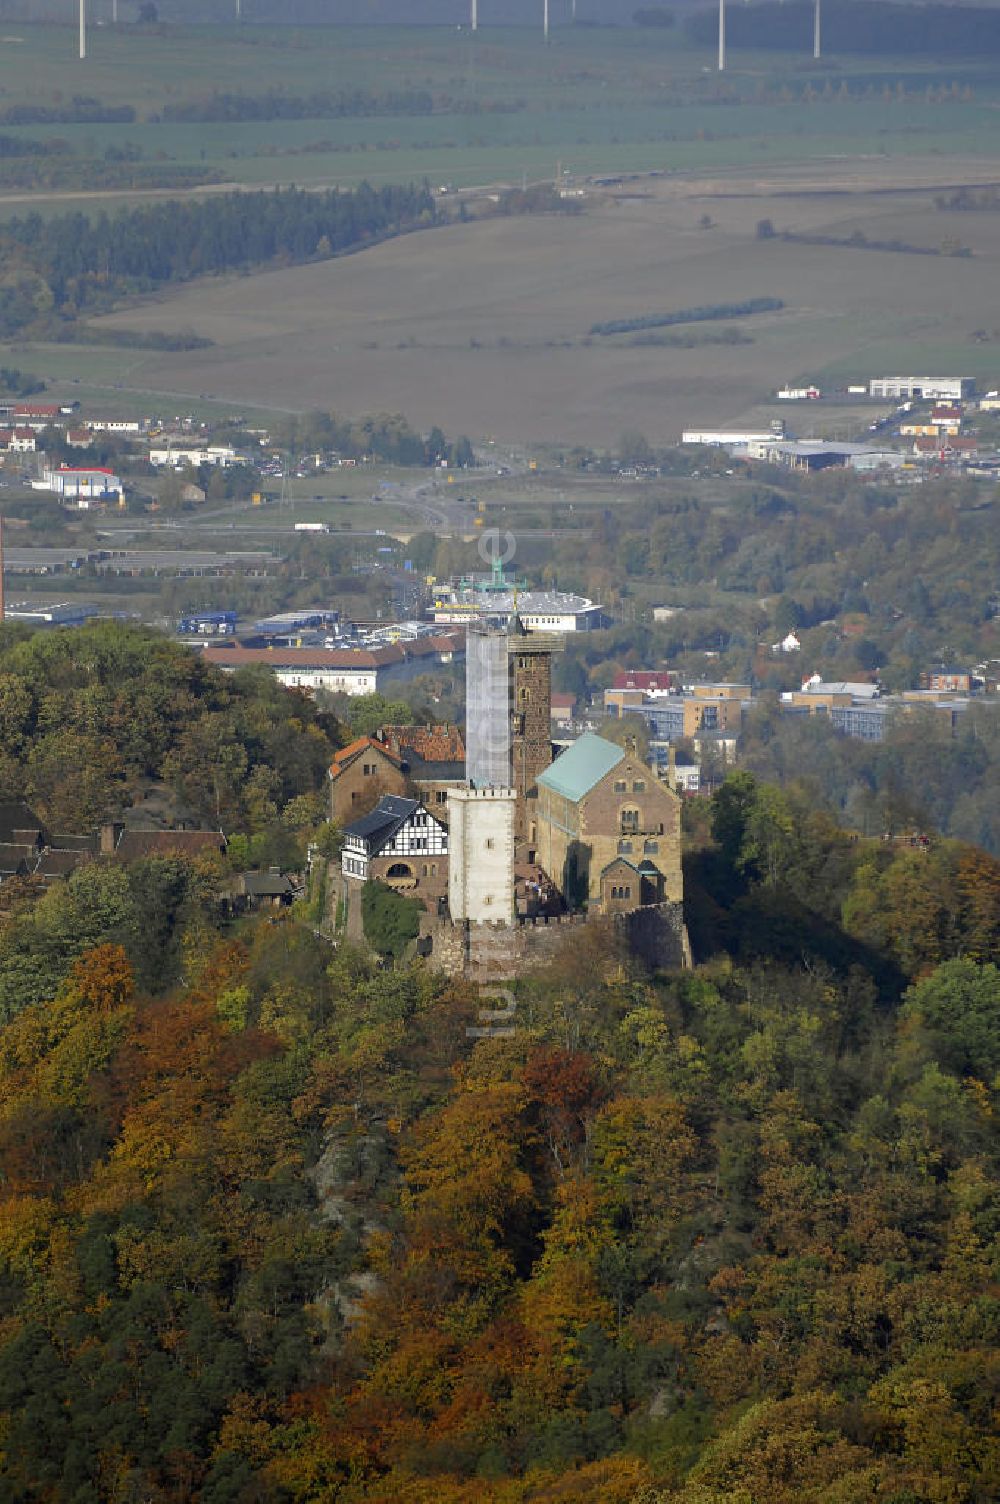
[
  {"x1": 544, "y1": 0, "x2": 549, "y2": 41},
  {"x1": 718, "y1": 0, "x2": 725, "y2": 71},
  {"x1": 472, "y1": 0, "x2": 478, "y2": 31},
  {"x1": 79, "y1": 0, "x2": 86, "y2": 60},
  {"x1": 447, "y1": 787, "x2": 515, "y2": 924},
  {"x1": 813, "y1": 0, "x2": 821, "y2": 59}
]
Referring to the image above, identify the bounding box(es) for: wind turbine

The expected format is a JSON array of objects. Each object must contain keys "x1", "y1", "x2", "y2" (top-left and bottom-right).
[
  {"x1": 814, "y1": 0, "x2": 821, "y2": 59},
  {"x1": 471, "y1": 0, "x2": 477, "y2": 31},
  {"x1": 718, "y1": 0, "x2": 725, "y2": 70},
  {"x1": 79, "y1": 0, "x2": 86, "y2": 59},
  {"x1": 544, "y1": 0, "x2": 549, "y2": 41}
]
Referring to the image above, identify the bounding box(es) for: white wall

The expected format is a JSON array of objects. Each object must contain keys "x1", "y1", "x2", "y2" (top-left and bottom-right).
[{"x1": 447, "y1": 787, "x2": 515, "y2": 924}]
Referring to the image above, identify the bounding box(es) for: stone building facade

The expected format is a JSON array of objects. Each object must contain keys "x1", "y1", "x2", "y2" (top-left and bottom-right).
[
  {"x1": 534, "y1": 732, "x2": 682, "y2": 913},
  {"x1": 328, "y1": 737, "x2": 405, "y2": 824},
  {"x1": 508, "y1": 623, "x2": 560, "y2": 844}
]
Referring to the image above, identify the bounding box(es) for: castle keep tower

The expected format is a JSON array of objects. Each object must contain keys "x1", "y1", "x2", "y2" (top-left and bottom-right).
[{"x1": 508, "y1": 617, "x2": 561, "y2": 843}]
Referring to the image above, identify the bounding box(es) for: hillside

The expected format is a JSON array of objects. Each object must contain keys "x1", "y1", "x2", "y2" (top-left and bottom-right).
[{"x1": 0, "y1": 634, "x2": 997, "y2": 1501}]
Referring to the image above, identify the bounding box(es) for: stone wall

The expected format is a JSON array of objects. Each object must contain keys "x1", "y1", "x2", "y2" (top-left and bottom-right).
[
  {"x1": 417, "y1": 907, "x2": 685, "y2": 981},
  {"x1": 616, "y1": 902, "x2": 691, "y2": 972}
]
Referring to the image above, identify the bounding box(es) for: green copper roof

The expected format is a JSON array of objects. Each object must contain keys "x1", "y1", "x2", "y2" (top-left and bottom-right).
[{"x1": 537, "y1": 732, "x2": 625, "y2": 802}]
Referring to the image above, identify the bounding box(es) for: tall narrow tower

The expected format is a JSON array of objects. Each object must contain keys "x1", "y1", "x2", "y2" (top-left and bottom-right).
[
  {"x1": 507, "y1": 615, "x2": 562, "y2": 846},
  {"x1": 0, "y1": 514, "x2": 5, "y2": 623}
]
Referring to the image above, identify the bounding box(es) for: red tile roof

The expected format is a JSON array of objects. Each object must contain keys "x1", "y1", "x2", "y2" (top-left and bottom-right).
[
  {"x1": 203, "y1": 645, "x2": 402, "y2": 670},
  {"x1": 385, "y1": 723, "x2": 466, "y2": 762},
  {"x1": 329, "y1": 736, "x2": 403, "y2": 782}
]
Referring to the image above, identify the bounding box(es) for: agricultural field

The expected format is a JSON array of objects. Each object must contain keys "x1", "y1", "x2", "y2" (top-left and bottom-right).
[
  {"x1": 2, "y1": 23, "x2": 1000, "y2": 442},
  {"x1": 59, "y1": 165, "x2": 1000, "y2": 447}
]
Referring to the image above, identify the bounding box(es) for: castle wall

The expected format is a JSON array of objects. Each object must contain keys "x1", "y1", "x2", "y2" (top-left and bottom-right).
[{"x1": 419, "y1": 904, "x2": 688, "y2": 979}]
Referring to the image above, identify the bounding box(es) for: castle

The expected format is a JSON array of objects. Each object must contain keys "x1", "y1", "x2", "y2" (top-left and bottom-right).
[{"x1": 339, "y1": 613, "x2": 688, "y2": 981}]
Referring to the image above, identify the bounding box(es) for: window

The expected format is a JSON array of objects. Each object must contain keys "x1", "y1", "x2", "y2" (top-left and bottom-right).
[
  {"x1": 614, "y1": 780, "x2": 627, "y2": 793},
  {"x1": 435, "y1": 790, "x2": 446, "y2": 803},
  {"x1": 362, "y1": 763, "x2": 375, "y2": 776},
  {"x1": 483, "y1": 894, "x2": 493, "y2": 906},
  {"x1": 632, "y1": 779, "x2": 645, "y2": 793},
  {"x1": 624, "y1": 885, "x2": 632, "y2": 900},
  {"x1": 422, "y1": 864, "x2": 429, "y2": 877},
  {"x1": 644, "y1": 840, "x2": 658, "y2": 854},
  {"x1": 485, "y1": 837, "x2": 495, "y2": 850},
  {"x1": 618, "y1": 839, "x2": 633, "y2": 854},
  {"x1": 621, "y1": 808, "x2": 640, "y2": 833}
]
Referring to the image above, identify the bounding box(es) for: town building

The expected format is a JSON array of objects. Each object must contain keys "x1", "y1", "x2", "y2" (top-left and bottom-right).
[
  {"x1": 922, "y1": 667, "x2": 973, "y2": 694},
  {"x1": 202, "y1": 633, "x2": 464, "y2": 697},
  {"x1": 0, "y1": 427, "x2": 37, "y2": 452},
  {"x1": 149, "y1": 444, "x2": 239, "y2": 468},
  {"x1": 328, "y1": 736, "x2": 406, "y2": 824},
  {"x1": 550, "y1": 692, "x2": 577, "y2": 727},
  {"x1": 604, "y1": 671, "x2": 677, "y2": 718}
]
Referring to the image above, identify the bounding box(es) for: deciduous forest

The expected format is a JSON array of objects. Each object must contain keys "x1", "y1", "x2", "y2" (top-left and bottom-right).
[{"x1": 0, "y1": 627, "x2": 997, "y2": 1501}]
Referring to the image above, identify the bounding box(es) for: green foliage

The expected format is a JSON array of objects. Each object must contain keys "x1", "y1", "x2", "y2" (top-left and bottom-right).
[
  {"x1": 361, "y1": 879, "x2": 422, "y2": 962},
  {"x1": 902, "y1": 958, "x2": 1000, "y2": 1079},
  {"x1": 345, "y1": 693, "x2": 415, "y2": 739},
  {"x1": 0, "y1": 621, "x2": 337, "y2": 836}
]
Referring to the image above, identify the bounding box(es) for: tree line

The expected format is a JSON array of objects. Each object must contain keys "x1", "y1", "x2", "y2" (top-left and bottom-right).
[
  {"x1": 162, "y1": 86, "x2": 436, "y2": 122},
  {"x1": 0, "y1": 181, "x2": 437, "y2": 336},
  {"x1": 590, "y1": 296, "x2": 783, "y2": 338}
]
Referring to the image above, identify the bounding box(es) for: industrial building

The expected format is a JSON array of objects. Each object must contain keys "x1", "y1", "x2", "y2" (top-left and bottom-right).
[
  {"x1": 868, "y1": 377, "x2": 974, "y2": 401},
  {"x1": 32, "y1": 466, "x2": 123, "y2": 507}
]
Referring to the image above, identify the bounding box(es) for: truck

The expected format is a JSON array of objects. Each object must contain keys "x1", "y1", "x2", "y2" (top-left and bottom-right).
[{"x1": 294, "y1": 522, "x2": 330, "y2": 533}]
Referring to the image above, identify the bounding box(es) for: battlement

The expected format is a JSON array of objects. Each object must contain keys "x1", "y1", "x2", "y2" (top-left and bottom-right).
[{"x1": 450, "y1": 786, "x2": 516, "y2": 801}]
